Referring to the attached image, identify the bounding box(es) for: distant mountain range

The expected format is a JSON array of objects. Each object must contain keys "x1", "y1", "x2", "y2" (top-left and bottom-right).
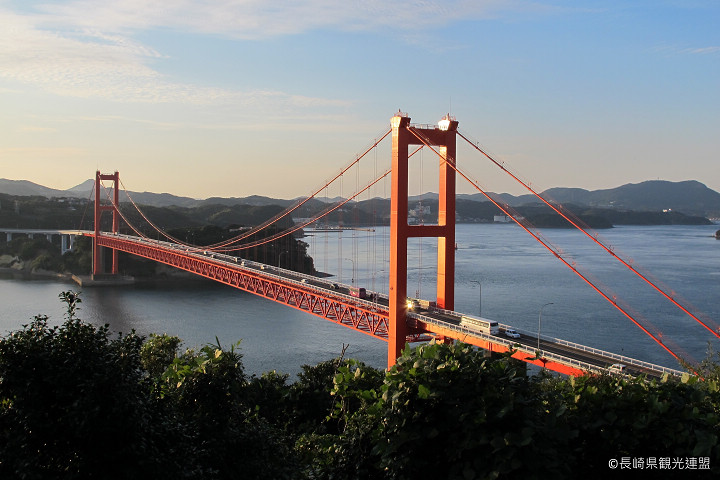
[
  {"x1": 0, "y1": 178, "x2": 202, "y2": 208},
  {"x1": 1, "y1": 178, "x2": 719, "y2": 218},
  {"x1": 456, "y1": 180, "x2": 720, "y2": 218}
]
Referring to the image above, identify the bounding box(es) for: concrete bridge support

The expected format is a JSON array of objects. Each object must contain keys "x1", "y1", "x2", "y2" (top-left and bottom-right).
[
  {"x1": 60, "y1": 234, "x2": 75, "y2": 254},
  {"x1": 2, "y1": 230, "x2": 77, "y2": 254}
]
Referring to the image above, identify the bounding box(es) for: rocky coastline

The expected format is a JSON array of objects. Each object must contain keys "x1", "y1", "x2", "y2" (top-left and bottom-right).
[{"x1": 0, "y1": 254, "x2": 72, "y2": 281}]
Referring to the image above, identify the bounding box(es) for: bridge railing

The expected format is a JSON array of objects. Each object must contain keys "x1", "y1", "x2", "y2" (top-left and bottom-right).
[
  {"x1": 106, "y1": 233, "x2": 393, "y2": 308},
  {"x1": 424, "y1": 304, "x2": 686, "y2": 377},
  {"x1": 497, "y1": 322, "x2": 687, "y2": 377},
  {"x1": 101, "y1": 234, "x2": 688, "y2": 377},
  {"x1": 409, "y1": 311, "x2": 607, "y2": 374},
  {"x1": 177, "y1": 243, "x2": 392, "y2": 312}
]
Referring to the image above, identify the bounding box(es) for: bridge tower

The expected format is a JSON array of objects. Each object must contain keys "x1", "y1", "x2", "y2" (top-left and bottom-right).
[
  {"x1": 93, "y1": 171, "x2": 120, "y2": 277},
  {"x1": 388, "y1": 112, "x2": 459, "y2": 367}
]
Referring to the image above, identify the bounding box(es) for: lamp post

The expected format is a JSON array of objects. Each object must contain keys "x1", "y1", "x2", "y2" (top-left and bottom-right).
[
  {"x1": 344, "y1": 257, "x2": 355, "y2": 285},
  {"x1": 278, "y1": 250, "x2": 288, "y2": 268},
  {"x1": 537, "y1": 302, "x2": 554, "y2": 351},
  {"x1": 470, "y1": 280, "x2": 482, "y2": 317}
]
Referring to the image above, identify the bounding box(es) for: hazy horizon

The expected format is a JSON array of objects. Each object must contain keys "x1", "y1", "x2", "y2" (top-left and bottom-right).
[{"x1": 1, "y1": 175, "x2": 717, "y2": 203}]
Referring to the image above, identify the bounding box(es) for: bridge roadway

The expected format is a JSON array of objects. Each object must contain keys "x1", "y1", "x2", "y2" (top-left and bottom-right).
[
  {"x1": 1, "y1": 228, "x2": 81, "y2": 253},
  {"x1": 90, "y1": 232, "x2": 686, "y2": 378}
]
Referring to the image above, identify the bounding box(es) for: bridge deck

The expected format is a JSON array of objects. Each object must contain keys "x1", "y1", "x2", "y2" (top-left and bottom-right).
[{"x1": 89, "y1": 233, "x2": 685, "y2": 378}]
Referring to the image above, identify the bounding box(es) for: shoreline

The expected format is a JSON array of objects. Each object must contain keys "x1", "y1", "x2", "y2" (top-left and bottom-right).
[{"x1": 0, "y1": 266, "x2": 73, "y2": 282}]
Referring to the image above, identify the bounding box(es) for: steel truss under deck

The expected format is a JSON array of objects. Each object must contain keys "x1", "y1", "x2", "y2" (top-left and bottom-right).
[{"x1": 95, "y1": 235, "x2": 430, "y2": 343}]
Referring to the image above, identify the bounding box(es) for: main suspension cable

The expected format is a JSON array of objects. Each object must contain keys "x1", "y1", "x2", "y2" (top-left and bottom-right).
[
  {"x1": 98, "y1": 180, "x2": 156, "y2": 241},
  {"x1": 457, "y1": 130, "x2": 720, "y2": 340},
  {"x1": 202, "y1": 144, "x2": 424, "y2": 252},
  {"x1": 116, "y1": 128, "x2": 393, "y2": 252},
  {"x1": 407, "y1": 126, "x2": 688, "y2": 364},
  {"x1": 216, "y1": 168, "x2": 392, "y2": 251}
]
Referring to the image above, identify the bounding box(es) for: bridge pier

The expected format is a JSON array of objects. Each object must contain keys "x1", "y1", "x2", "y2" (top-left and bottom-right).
[
  {"x1": 388, "y1": 112, "x2": 459, "y2": 368},
  {"x1": 1, "y1": 230, "x2": 78, "y2": 254},
  {"x1": 60, "y1": 234, "x2": 74, "y2": 254}
]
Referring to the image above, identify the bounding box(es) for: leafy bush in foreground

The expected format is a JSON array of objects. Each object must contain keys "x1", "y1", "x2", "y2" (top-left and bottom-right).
[
  {"x1": 0, "y1": 295, "x2": 172, "y2": 479},
  {"x1": 1, "y1": 291, "x2": 719, "y2": 479}
]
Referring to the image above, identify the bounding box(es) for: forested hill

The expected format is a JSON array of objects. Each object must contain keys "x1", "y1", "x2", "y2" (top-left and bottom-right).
[
  {"x1": 481, "y1": 180, "x2": 720, "y2": 218},
  {"x1": 0, "y1": 193, "x2": 312, "y2": 277},
  {"x1": 0, "y1": 190, "x2": 712, "y2": 232},
  {"x1": 0, "y1": 192, "x2": 291, "y2": 231},
  {"x1": 2, "y1": 178, "x2": 720, "y2": 218}
]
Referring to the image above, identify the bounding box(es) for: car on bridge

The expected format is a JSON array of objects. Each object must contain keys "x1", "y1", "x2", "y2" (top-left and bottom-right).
[
  {"x1": 504, "y1": 328, "x2": 521, "y2": 339},
  {"x1": 406, "y1": 298, "x2": 421, "y2": 311},
  {"x1": 608, "y1": 363, "x2": 627, "y2": 374}
]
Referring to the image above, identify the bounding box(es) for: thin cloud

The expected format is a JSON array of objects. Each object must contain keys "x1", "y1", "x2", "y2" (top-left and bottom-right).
[
  {"x1": 653, "y1": 44, "x2": 720, "y2": 57},
  {"x1": 0, "y1": 1, "x2": 549, "y2": 107},
  {"x1": 50, "y1": 110, "x2": 362, "y2": 134},
  {"x1": 36, "y1": 0, "x2": 519, "y2": 38},
  {"x1": 0, "y1": 4, "x2": 350, "y2": 109},
  {"x1": 0, "y1": 146, "x2": 86, "y2": 157},
  {"x1": 685, "y1": 46, "x2": 720, "y2": 55},
  {"x1": 17, "y1": 125, "x2": 57, "y2": 133}
]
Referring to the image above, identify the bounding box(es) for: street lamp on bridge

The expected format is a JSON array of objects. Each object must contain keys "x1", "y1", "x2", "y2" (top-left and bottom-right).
[
  {"x1": 537, "y1": 302, "x2": 554, "y2": 352},
  {"x1": 278, "y1": 250, "x2": 288, "y2": 268},
  {"x1": 344, "y1": 257, "x2": 355, "y2": 285},
  {"x1": 469, "y1": 280, "x2": 482, "y2": 317}
]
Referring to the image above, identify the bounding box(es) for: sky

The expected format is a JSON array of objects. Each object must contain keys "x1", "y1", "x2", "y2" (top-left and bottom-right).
[{"x1": 1, "y1": 0, "x2": 718, "y2": 200}]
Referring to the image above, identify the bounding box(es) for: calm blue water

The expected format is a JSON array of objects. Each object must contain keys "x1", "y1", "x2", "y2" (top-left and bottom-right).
[{"x1": 2, "y1": 224, "x2": 718, "y2": 375}]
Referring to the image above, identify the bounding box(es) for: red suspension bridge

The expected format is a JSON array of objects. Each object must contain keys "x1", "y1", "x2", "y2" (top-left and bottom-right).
[{"x1": 82, "y1": 112, "x2": 718, "y2": 378}]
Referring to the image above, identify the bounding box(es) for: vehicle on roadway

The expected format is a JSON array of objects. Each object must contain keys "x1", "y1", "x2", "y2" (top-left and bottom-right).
[
  {"x1": 504, "y1": 328, "x2": 521, "y2": 339},
  {"x1": 608, "y1": 363, "x2": 627, "y2": 374},
  {"x1": 459, "y1": 315, "x2": 500, "y2": 335},
  {"x1": 349, "y1": 286, "x2": 367, "y2": 299},
  {"x1": 406, "y1": 298, "x2": 421, "y2": 311}
]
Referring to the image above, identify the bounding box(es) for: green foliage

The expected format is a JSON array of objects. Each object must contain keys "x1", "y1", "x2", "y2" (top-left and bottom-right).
[
  {"x1": 159, "y1": 340, "x2": 246, "y2": 407},
  {"x1": 140, "y1": 333, "x2": 182, "y2": 377},
  {"x1": 0, "y1": 194, "x2": 89, "y2": 230},
  {"x1": 3, "y1": 291, "x2": 720, "y2": 479},
  {"x1": 18, "y1": 237, "x2": 58, "y2": 259},
  {"x1": 3, "y1": 236, "x2": 63, "y2": 272},
  {"x1": 568, "y1": 374, "x2": 719, "y2": 465},
  {"x1": 285, "y1": 358, "x2": 346, "y2": 434},
  {"x1": 58, "y1": 235, "x2": 93, "y2": 274},
  {"x1": 30, "y1": 252, "x2": 61, "y2": 271},
  {"x1": 0, "y1": 292, "x2": 174, "y2": 479},
  {"x1": 0, "y1": 234, "x2": 93, "y2": 275},
  {"x1": 330, "y1": 358, "x2": 385, "y2": 429},
  {"x1": 245, "y1": 369, "x2": 291, "y2": 423},
  {"x1": 297, "y1": 360, "x2": 385, "y2": 480},
  {"x1": 373, "y1": 342, "x2": 570, "y2": 480},
  {"x1": 156, "y1": 339, "x2": 298, "y2": 479},
  {"x1": 58, "y1": 290, "x2": 81, "y2": 318},
  {"x1": 694, "y1": 343, "x2": 720, "y2": 389},
  {"x1": 0, "y1": 292, "x2": 299, "y2": 480}
]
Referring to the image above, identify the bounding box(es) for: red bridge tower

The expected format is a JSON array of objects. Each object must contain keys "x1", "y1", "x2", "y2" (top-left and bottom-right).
[
  {"x1": 388, "y1": 112, "x2": 459, "y2": 367},
  {"x1": 93, "y1": 170, "x2": 120, "y2": 277}
]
